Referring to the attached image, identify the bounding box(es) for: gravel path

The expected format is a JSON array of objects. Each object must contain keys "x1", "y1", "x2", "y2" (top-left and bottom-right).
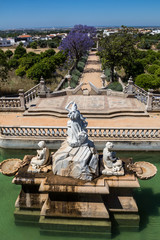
[{"x1": 80, "y1": 51, "x2": 102, "y2": 90}]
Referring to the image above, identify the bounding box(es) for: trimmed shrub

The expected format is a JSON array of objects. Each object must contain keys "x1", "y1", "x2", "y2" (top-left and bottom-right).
[
  {"x1": 77, "y1": 61, "x2": 85, "y2": 72},
  {"x1": 153, "y1": 60, "x2": 160, "y2": 66},
  {"x1": 138, "y1": 58, "x2": 149, "y2": 68},
  {"x1": 147, "y1": 64, "x2": 160, "y2": 74},
  {"x1": 107, "y1": 82, "x2": 123, "y2": 92},
  {"x1": 80, "y1": 55, "x2": 88, "y2": 63},
  {"x1": 155, "y1": 67, "x2": 160, "y2": 77},
  {"x1": 104, "y1": 67, "x2": 111, "y2": 79},
  {"x1": 135, "y1": 73, "x2": 156, "y2": 90},
  {"x1": 71, "y1": 74, "x2": 79, "y2": 88},
  {"x1": 71, "y1": 68, "x2": 81, "y2": 77}
]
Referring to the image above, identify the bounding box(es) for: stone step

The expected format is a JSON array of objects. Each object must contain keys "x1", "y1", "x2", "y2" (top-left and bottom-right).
[
  {"x1": 39, "y1": 216, "x2": 111, "y2": 233},
  {"x1": 41, "y1": 196, "x2": 110, "y2": 219},
  {"x1": 23, "y1": 107, "x2": 149, "y2": 118}
]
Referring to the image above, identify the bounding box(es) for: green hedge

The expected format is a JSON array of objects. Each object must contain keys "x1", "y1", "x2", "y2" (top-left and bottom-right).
[
  {"x1": 147, "y1": 64, "x2": 160, "y2": 74},
  {"x1": 71, "y1": 74, "x2": 79, "y2": 88},
  {"x1": 71, "y1": 68, "x2": 81, "y2": 77},
  {"x1": 107, "y1": 82, "x2": 123, "y2": 92},
  {"x1": 77, "y1": 61, "x2": 85, "y2": 72}
]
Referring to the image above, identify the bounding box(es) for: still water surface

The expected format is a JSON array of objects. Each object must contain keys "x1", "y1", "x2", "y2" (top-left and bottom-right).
[{"x1": 0, "y1": 148, "x2": 160, "y2": 240}]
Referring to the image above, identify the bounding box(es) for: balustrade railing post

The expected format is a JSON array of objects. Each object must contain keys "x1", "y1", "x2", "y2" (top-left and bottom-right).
[
  {"x1": 146, "y1": 89, "x2": 153, "y2": 112},
  {"x1": 38, "y1": 76, "x2": 47, "y2": 98},
  {"x1": 125, "y1": 76, "x2": 135, "y2": 98},
  {"x1": 18, "y1": 89, "x2": 26, "y2": 110}
]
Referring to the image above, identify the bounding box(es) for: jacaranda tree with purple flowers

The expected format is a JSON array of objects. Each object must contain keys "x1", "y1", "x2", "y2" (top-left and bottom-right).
[{"x1": 59, "y1": 25, "x2": 96, "y2": 66}]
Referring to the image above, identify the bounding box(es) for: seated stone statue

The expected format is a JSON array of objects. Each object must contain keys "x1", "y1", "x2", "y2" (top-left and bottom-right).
[
  {"x1": 102, "y1": 142, "x2": 124, "y2": 175},
  {"x1": 31, "y1": 141, "x2": 50, "y2": 170}
]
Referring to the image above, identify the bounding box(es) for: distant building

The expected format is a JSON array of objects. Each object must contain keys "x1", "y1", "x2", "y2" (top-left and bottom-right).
[
  {"x1": 47, "y1": 34, "x2": 57, "y2": 39},
  {"x1": 151, "y1": 30, "x2": 160, "y2": 35},
  {"x1": 15, "y1": 34, "x2": 32, "y2": 46},
  {"x1": 38, "y1": 35, "x2": 49, "y2": 41},
  {"x1": 0, "y1": 37, "x2": 15, "y2": 47},
  {"x1": 16, "y1": 34, "x2": 32, "y2": 42},
  {"x1": 103, "y1": 29, "x2": 118, "y2": 37},
  {"x1": 137, "y1": 28, "x2": 151, "y2": 34}
]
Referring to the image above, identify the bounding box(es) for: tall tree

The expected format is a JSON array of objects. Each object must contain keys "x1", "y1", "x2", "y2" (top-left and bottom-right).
[
  {"x1": 0, "y1": 49, "x2": 8, "y2": 82},
  {"x1": 14, "y1": 44, "x2": 26, "y2": 59},
  {"x1": 59, "y1": 25, "x2": 96, "y2": 66},
  {"x1": 99, "y1": 27, "x2": 136, "y2": 81}
]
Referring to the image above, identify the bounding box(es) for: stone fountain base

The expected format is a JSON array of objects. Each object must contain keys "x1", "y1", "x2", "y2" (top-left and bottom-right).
[{"x1": 12, "y1": 155, "x2": 140, "y2": 236}]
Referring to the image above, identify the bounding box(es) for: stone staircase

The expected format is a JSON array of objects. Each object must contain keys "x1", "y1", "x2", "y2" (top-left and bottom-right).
[{"x1": 23, "y1": 95, "x2": 149, "y2": 119}]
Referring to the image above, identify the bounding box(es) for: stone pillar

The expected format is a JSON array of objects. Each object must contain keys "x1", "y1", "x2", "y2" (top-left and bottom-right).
[
  {"x1": 96, "y1": 40, "x2": 99, "y2": 49},
  {"x1": 18, "y1": 89, "x2": 26, "y2": 110},
  {"x1": 39, "y1": 77, "x2": 47, "y2": 98},
  {"x1": 126, "y1": 76, "x2": 135, "y2": 98},
  {"x1": 101, "y1": 71, "x2": 106, "y2": 88},
  {"x1": 146, "y1": 89, "x2": 153, "y2": 112},
  {"x1": 65, "y1": 72, "x2": 72, "y2": 89}
]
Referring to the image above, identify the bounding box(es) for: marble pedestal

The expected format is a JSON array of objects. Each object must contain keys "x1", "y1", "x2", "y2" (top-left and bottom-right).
[{"x1": 12, "y1": 155, "x2": 140, "y2": 236}]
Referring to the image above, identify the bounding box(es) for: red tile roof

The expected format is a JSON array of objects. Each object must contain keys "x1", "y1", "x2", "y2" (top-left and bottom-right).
[{"x1": 18, "y1": 35, "x2": 32, "y2": 38}]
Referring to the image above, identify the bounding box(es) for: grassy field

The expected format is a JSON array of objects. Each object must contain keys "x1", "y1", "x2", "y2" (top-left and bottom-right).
[
  {"x1": 0, "y1": 68, "x2": 67, "y2": 96},
  {"x1": 1, "y1": 47, "x2": 59, "y2": 54}
]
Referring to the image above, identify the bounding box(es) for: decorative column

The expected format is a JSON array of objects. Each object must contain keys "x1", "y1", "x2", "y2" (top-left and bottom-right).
[
  {"x1": 101, "y1": 70, "x2": 106, "y2": 88},
  {"x1": 126, "y1": 76, "x2": 135, "y2": 98},
  {"x1": 96, "y1": 40, "x2": 99, "y2": 49},
  {"x1": 146, "y1": 89, "x2": 153, "y2": 112},
  {"x1": 39, "y1": 76, "x2": 47, "y2": 98},
  {"x1": 18, "y1": 89, "x2": 26, "y2": 110},
  {"x1": 65, "y1": 72, "x2": 72, "y2": 89}
]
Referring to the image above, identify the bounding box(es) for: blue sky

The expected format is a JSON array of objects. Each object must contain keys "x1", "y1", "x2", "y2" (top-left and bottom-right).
[{"x1": 1, "y1": 0, "x2": 160, "y2": 29}]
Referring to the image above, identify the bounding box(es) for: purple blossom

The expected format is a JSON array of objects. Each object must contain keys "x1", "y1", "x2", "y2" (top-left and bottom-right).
[{"x1": 59, "y1": 25, "x2": 96, "y2": 63}]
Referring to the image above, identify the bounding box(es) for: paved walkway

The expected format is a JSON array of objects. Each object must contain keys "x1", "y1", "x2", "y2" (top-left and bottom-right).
[
  {"x1": 26, "y1": 95, "x2": 145, "y2": 113},
  {"x1": 0, "y1": 111, "x2": 160, "y2": 128},
  {"x1": 80, "y1": 51, "x2": 102, "y2": 91}
]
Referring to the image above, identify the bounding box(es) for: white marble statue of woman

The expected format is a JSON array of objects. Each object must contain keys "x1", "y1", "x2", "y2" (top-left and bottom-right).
[
  {"x1": 31, "y1": 141, "x2": 50, "y2": 169},
  {"x1": 65, "y1": 101, "x2": 88, "y2": 147}
]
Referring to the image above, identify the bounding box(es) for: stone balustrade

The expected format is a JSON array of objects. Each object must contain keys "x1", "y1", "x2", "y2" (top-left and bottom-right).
[
  {"x1": 0, "y1": 83, "x2": 40, "y2": 111},
  {"x1": 133, "y1": 84, "x2": 148, "y2": 104},
  {"x1": 123, "y1": 77, "x2": 160, "y2": 111},
  {"x1": 0, "y1": 126, "x2": 160, "y2": 140},
  {"x1": 0, "y1": 78, "x2": 48, "y2": 111},
  {"x1": 0, "y1": 97, "x2": 21, "y2": 108},
  {"x1": 123, "y1": 76, "x2": 148, "y2": 104},
  {"x1": 152, "y1": 94, "x2": 160, "y2": 111},
  {"x1": 24, "y1": 83, "x2": 40, "y2": 104}
]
